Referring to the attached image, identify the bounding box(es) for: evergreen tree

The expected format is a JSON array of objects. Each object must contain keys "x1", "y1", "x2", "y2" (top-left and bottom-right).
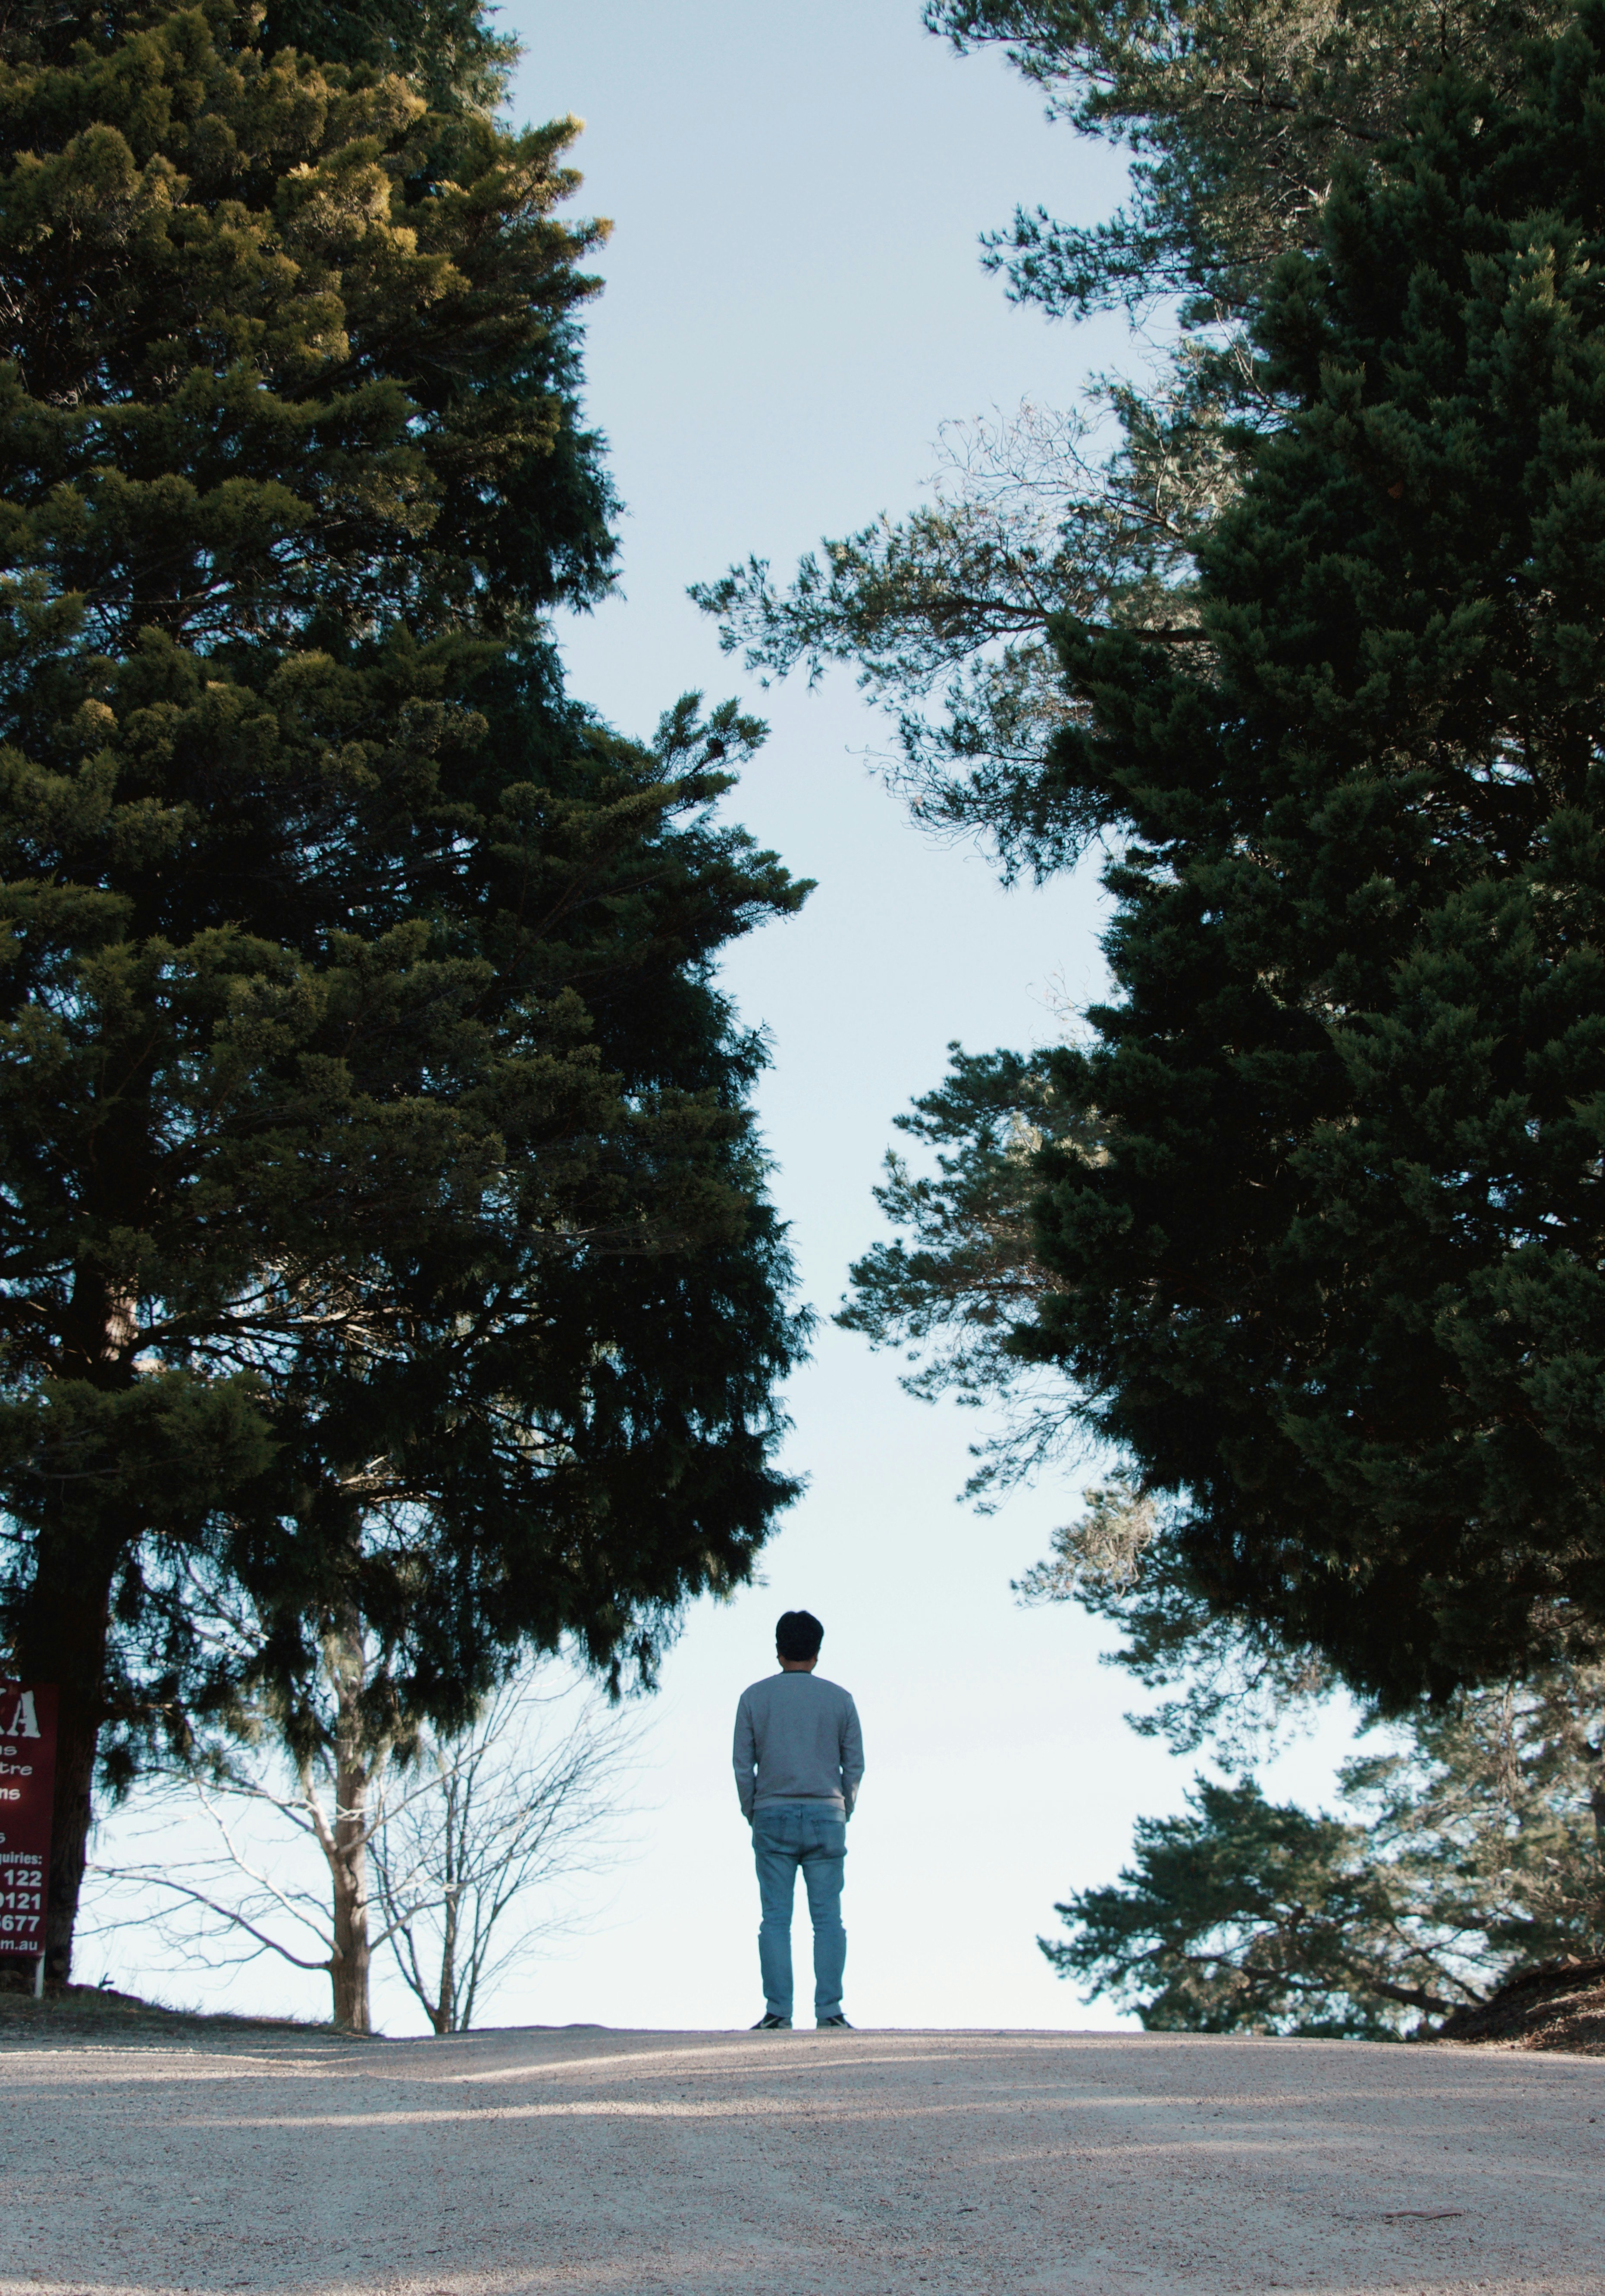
[
  {"x1": 262, "y1": 0, "x2": 517, "y2": 116},
  {"x1": 847, "y1": 8, "x2": 1605, "y2": 1705},
  {"x1": 0, "y1": 0, "x2": 806, "y2": 1984},
  {"x1": 926, "y1": 0, "x2": 1561, "y2": 319},
  {"x1": 1047, "y1": 1665, "x2": 1605, "y2": 2034},
  {"x1": 1049, "y1": 1779, "x2": 1436, "y2": 2036},
  {"x1": 700, "y1": 0, "x2": 1564, "y2": 863},
  {"x1": 1024, "y1": 6, "x2": 1605, "y2": 1700}
]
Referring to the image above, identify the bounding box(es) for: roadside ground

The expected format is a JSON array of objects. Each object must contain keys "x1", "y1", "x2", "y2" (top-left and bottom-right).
[{"x1": 2, "y1": 2021, "x2": 1599, "y2": 2294}]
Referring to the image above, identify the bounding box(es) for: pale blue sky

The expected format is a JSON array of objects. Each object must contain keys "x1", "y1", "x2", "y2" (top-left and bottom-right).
[
  {"x1": 93, "y1": 1, "x2": 1360, "y2": 2032},
  {"x1": 491, "y1": 0, "x2": 1358, "y2": 2034},
  {"x1": 497, "y1": 0, "x2": 1167, "y2": 2034}
]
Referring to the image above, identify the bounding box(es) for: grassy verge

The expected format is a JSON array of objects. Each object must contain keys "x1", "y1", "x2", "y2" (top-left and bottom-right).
[{"x1": 0, "y1": 1971, "x2": 368, "y2": 2045}]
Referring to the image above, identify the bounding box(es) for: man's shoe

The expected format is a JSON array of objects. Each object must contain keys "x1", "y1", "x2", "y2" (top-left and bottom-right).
[
  {"x1": 751, "y1": 2012, "x2": 792, "y2": 2030},
  {"x1": 816, "y1": 2014, "x2": 854, "y2": 2029}
]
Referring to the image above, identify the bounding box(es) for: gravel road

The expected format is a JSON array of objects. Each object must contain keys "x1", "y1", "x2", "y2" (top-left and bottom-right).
[{"x1": 3, "y1": 2023, "x2": 1601, "y2": 2294}]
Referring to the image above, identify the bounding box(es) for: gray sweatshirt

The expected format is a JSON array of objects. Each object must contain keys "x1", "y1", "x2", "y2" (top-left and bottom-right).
[{"x1": 733, "y1": 1671, "x2": 865, "y2": 1820}]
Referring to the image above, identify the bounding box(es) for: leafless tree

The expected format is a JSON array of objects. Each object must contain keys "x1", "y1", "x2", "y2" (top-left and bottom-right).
[
  {"x1": 85, "y1": 1659, "x2": 639, "y2": 2032},
  {"x1": 372, "y1": 1676, "x2": 640, "y2": 2033}
]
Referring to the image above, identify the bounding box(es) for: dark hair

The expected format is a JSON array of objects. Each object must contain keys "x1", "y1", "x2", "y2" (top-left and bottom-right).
[{"x1": 776, "y1": 1609, "x2": 823, "y2": 1662}]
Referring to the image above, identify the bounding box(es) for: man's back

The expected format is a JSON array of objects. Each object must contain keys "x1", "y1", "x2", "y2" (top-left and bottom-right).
[{"x1": 733, "y1": 1670, "x2": 863, "y2": 1817}]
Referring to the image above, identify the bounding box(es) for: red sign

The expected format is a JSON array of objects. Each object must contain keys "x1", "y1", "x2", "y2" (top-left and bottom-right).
[{"x1": 0, "y1": 1682, "x2": 56, "y2": 1957}]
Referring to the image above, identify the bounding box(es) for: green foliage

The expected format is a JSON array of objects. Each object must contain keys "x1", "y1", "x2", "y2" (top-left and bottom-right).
[
  {"x1": 1021, "y1": 12, "x2": 1605, "y2": 1698},
  {"x1": 842, "y1": 1054, "x2": 1331, "y2": 1753},
  {"x1": 846, "y1": 7, "x2": 1605, "y2": 1703},
  {"x1": 1, "y1": 0, "x2": 521, "y2": 116},
  {"x1": 695, "y1": 389, "x2": 1235, "y2": 874},
  {"x1": 261, "y1": 0, "x2": 520, "y2": 116},
  {"x1": 0, "y1": 0, "x2": 809, "y2": 1969},
  {"x1": 1050, "y1": 1778, "x2": 1421, "y2": 2035},
  {"x1": 1018, "y1": 1480, "x2": 1335, "y2": 1762},
  {"x1": 926, "y1": 0, "x2": 1561, "y2": 319},
  {"x1": 705, "y1": 0, "x2": 1564, "y2": 863},
  {"x1": 840, "y1": 1044, "x2": 1075, "y2": 1472},
  {"x1": 1048, "y1": 1665, "x2": 1605, "y2": 2033}
]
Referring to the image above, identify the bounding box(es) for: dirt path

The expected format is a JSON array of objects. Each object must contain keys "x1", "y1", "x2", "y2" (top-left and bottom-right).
[{"x1": 3, "y1": 2024, "x2": 1601, "y2": 2294}]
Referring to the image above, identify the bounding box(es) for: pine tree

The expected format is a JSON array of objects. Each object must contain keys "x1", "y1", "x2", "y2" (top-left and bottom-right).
[
  {"x1": 0, "y1": 0, "x2": 806, "y2": 1986},
  {"x1": 262, "y1": 0, "x2": 517, "y2": 116},
  {"x1": 701, "y1": 0, "x2": 1564, "y2": 862},
  {"x1": 1046, "y1": 1664, "x2": 1605, "y2": 2035},
  {"x1": 848, "y1": 7, "x2": 1605, "y2": 1705},
  {"x1": 1021, "y1": 6, "x2": 1605, "y2": 1699},
  {"x1": 925, "y1": 0, "x2": 1562, "y2": 319}
]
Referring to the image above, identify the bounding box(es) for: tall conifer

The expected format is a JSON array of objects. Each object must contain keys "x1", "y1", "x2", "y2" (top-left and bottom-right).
[
  {"x1": 0, "y1": 0, "x2": 806, "y2": 1983},
  {"x1": 849, "y1": 6, "x2": 1605, "y2": 1706}
]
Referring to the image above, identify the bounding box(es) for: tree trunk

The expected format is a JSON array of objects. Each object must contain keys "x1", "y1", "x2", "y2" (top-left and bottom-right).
[
  {"x1": 434, "y1": 1885, "x2": 458, "y2": 2035},
  {"x1": 11, "y1": 1520, "x2": 117, "y2": 1987},
  {"x1": 435, "y1": 1767, "x2": 461, "y2": 2034},
  {"x1": 325, "y1": 1608, "x2": 373, "y2": 2033},
  {"x1": 13, "y1": 1282, "x2": 143, "y2": 1984},
  {"x1": 328, "y1": 1769, "x2": 373, "y2": 2032}
]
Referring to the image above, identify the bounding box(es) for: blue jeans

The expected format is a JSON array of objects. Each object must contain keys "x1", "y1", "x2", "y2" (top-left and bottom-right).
[{"x1": 752, "y1": 1799, "x2": 847, "y2": 2021}]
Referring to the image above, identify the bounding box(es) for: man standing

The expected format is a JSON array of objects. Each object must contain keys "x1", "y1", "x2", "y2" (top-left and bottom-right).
[{"x1": 733, "y1": 1610, "x2": 864, "y2": 2031}]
